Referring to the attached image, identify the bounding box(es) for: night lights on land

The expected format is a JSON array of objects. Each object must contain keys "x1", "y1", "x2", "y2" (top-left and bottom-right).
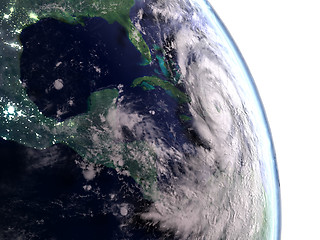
[
  {"x1": 7, "y1": 106, "x2": 15, "y2": 114},
  {"x1": 3, "y1": 7, "x2": 14, "y2": 19},
  {"x1": 4, "y1": 41, "x2": 22, "y2": 50},
  {"x1": 29, "y1": 12, "x2": 39, "y2": 21}
]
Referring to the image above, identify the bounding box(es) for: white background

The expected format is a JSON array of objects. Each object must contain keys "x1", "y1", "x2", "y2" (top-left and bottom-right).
[{"x1": 208, "y1": 0, "x2": 320, "y2": 239}]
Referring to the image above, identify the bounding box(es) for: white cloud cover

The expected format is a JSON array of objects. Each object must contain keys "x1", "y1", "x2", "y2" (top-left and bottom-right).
[{"x1": 209, "y1": 0, "x2": 320, "y2": 239}]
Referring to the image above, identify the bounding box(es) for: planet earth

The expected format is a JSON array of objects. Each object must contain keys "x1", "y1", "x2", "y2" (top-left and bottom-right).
[{"x1": 0, "y1": 0, "x2": 281, "y2": 239}]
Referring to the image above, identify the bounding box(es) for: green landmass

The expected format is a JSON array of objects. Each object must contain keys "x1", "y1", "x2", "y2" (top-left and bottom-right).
[
  {"x1": 0, "y1": 0, "x2": 190, "y2": 199},
  {"x1": 179, "y1": 114, "x2": 192, "y2": 122},
  {"x1": 0, "y1": 0, "x2": 160, "y2": 198},
  {"x1": 132, "y1": 76, "x2": 190, "y2": 104},
  {"x1": 59, "y1": 89, "x2": 158, "y2": 197},
  {"x1": 0, "y1": 0, "x2": 151, "y2": 62},
  {"x1": 0, "y1": 86, "x2": 158, "y2": 198}
]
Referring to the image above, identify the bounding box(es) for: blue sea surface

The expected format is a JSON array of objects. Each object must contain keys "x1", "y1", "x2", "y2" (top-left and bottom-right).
[
  {"x1": 0, "y1": 138, "x2": 177, "y2": 239},
  {"x1": 19, "y1": 17, "x2": 156, "y2": 121},
  {"x1": 0, "y1": 2, "x2": 281, "y2": 238},
  {"x1": 0, "y1": 16, "x2": 188, "y2": 239}
]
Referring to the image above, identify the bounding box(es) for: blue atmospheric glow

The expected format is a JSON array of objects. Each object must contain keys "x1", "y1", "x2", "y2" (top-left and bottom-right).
[{"x1": 199, "y1": 0, "x2": 281, "y2": 238}]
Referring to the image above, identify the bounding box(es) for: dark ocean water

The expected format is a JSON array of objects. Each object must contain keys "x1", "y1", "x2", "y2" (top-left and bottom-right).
[
  {"x1": 19, "y1": 17, "x2": 157, "y2": 121},
  {"x1": 18, "y1": 17, "x2": 192, "y2": 147},
  {"x1": 0, "y1": 17, "x2": 190, "y2": 239},
  {"x1": 0, "y1": 138, "x2": 179, "y2": 239}
]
